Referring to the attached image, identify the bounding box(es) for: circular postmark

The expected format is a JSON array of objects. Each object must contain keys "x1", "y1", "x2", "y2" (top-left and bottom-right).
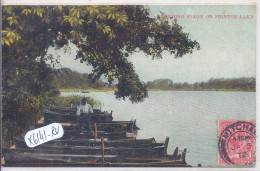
[{"x1": 218, "y1": 121, "x2": 255, "y2": 165}]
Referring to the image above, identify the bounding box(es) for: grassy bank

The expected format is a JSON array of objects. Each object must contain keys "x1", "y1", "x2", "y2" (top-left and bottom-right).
[{"x1": 59, "y1": 88, "x2": 115, "y2": 93}]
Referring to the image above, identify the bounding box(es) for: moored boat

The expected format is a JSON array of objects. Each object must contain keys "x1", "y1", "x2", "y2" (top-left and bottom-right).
[
  {"x1": 15, "y1": 144, "x2": 167, "y2": 157},
  {"x1": 43, "y1": 110, "x2": 78, "y2": 123},
  {"x1": 49, "y1": 106, "x2": 77, "y2": 115},
  {"x1": 3, "y1": 146, "x2": 189, "y2": 167},
  {"x1": 43, "y1": 109, "x2": 113, "y2": 124},
  {"x1": 15, "y1": 137, "x2": 165, "y2": 148},
  {"x1": 3, "y1": 149, "x2": 119, "y2": 166}
]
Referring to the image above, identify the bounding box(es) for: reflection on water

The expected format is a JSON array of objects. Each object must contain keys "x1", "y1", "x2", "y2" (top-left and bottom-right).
[{"x1": 61, "y1": 91, "x2": 255, "y2": 167}]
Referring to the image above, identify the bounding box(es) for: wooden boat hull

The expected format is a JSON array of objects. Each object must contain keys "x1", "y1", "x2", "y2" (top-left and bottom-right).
[
  {"x1": 3, "y1": 149, "x2": 119, "y2": 166},
  {"x1": 37, "y1": 121, "x2": 139, "y2": 133},
  {"x1": 44, "y1": 110, "x2": 113, "y2": 124},
  {"x1": 48, "y1": 106, "x2": 111, "y2": 116},
  {"x1": 77, "y1": 130, "x2": 138, "y2": 139},
  {"x1": 49, "y1": 106, "x2": 77, "y2": 115},
  {"x1": 43, "y1": 110, "x2": 78, "y2": 123},
  {"x1": 14, "y1": 136, "x2": 167, "y2": 157},
  {"x1": 16, "y1": 137, "x2": 164, "y2": 148},
  {"x1": 3, "y1": 150, "x2": 189, "y2": 167},
  {"x1": 91, "y1": 121, "x2": 140, "y2": 132},
  {"x1": 15, "y1": 145, "x2": 167, "y2": 157},
  {"x1": 35, "y1": 121, "x2": 139, "y2": 140}
]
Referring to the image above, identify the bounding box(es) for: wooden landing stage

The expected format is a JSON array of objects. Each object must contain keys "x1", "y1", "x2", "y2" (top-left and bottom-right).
[{"x1": 2, "y1": 106, "x2": 190, "y2": 167}]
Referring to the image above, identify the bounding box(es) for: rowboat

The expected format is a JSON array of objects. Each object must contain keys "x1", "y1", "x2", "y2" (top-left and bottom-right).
[
  {"x1": 49, "y1": 106, "x2": 77, "y2": 114},
  {"x1": 48, "y1": 106, "x2": 112, "y2": 117},
  {"x1": 15, "y1": 145, "x2": 167, "y2": 157},
  {"x1": 93, "y1": 120, "x2": 140, "y2": 132},
  {"x1": 43, "y1": 110, "x2": 113, "y2": 124},
  {"x1": 43, "y1": 110, "x2": 78, "y2": 123},
  {"x1": 3, "y1": 149, "x2": 119, "y2": 166},
  {"x1": 15, "y1": 137, "x2": 166, "y2": 148},
  {"x1": 3, "y1": 146, "x2": 189, "y2": 167},
  {"x1": 76, "y1": 130, "x2": 137, "y2": 139},
  {"x1": 14, "y1": 136, "x2": 169, "y2": 157},
  {"x1": 35, "y1": 123, "x2": 139, "y2": 140}
]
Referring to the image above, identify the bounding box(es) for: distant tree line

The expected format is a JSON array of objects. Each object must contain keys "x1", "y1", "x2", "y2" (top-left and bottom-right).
[
  {"x1": 53, "y1": 68, "x2": 109, "y2": 89},
  {"x1": 145, "y1": 77, "x2": 256, "y2": 91},
  {"x1": 55, "y1": 72, "x2": 256, "y2": 91}
]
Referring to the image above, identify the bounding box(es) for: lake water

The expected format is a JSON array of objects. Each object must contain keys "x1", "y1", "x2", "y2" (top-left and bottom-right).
[{"x1": 61, "y1": 91, "x2": 256, "y2": 167}]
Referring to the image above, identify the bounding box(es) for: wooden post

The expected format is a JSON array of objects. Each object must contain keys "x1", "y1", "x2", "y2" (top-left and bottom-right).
[
  {"x1": 182, "y1": 148, "x2": 187, "y2": 163},
  {"x1": 172, "y1": 147, "x2": 178, "y2": 160},
  {"x1": 164, "y1": 137, "x2": 169, "y2": 155},
  {"x1": 101, "y1": 137, "x2": 105, "y2": 164},
  {"x1": 164, "y1": 137, "x2": 169, "y2": 148},
  {"x1": 94, "y1": 123, "x2": 97, "y2": 141},
  {"x1": 177, "y1": 154, "x2": 181, "y2": 160}
]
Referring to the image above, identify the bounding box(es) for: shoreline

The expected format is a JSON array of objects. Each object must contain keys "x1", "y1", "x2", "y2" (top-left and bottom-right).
[{"x1": 59, "y1": 88, "x2": 255, "y2": 93}]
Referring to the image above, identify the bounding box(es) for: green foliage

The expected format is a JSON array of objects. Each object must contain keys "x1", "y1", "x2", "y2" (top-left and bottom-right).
[
  {"x1": 21, "y1": 8, "x2": 32, "y2": 15},
  {"x1": 2, "y1": 5, "x2": 199, "y2": 103},
  {"x1": 33, "y1": 7, "x2": 45, "y2": 17},
  {"x1": 2, "y1": 90, "x2": 45, "y2": 144},
  {"x1": 1, "y1": 28, "x2": 21, "y2": 46}
]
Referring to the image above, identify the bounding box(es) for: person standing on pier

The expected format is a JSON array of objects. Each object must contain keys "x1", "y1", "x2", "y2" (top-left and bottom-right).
[
  {"x1": 76, "y1": 97, "x2": 93, "y2": 132},
  {"x1": 76, "y1": 97, "x2": 93, "y2": 116}
]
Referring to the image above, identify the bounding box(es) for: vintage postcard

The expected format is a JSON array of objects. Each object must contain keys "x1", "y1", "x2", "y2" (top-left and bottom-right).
[{"x1": 1, "y1": 1, "x2": 258, "y2": 170}]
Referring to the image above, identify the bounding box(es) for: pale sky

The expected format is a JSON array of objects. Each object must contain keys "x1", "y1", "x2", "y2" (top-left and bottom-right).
[{"x1": 48, "y1": 5, "x2": 256, "y2": 83}]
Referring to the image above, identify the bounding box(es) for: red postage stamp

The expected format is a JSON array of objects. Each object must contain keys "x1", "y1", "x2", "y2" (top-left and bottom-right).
[{"x1": 218, "y1": 120, "x2": 256, "y2": 165}]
